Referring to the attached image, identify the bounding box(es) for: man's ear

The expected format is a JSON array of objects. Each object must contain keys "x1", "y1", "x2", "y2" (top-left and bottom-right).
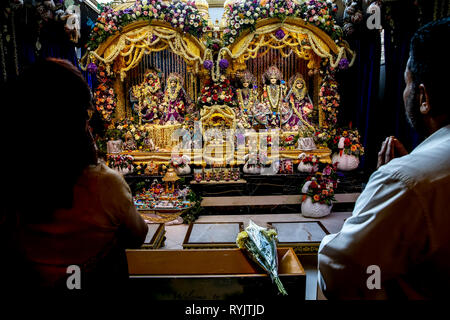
[{"x1": 419, "y1": 84, "x2": 431, "y2": 115}]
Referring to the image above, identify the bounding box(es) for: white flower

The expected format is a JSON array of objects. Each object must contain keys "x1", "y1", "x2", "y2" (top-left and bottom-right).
[
  {"x1": 131, "y1": 127, "x2": 136, "y2": 133},
  {"x1": 207, "y1": 97, "x2": 211, "y2": 102},
  {"x1": 189, "y1": 20, "x2": 194, "y2": 25},
  {"x1": 244, "y1": 19, "x2": 249, "y2": 24},
  {"x1": 231, "y1": 29, "x2": 237, "y2": 35},
  {"x1": 117, "y1": 125, "x2": 123, "y2": 130},
  {"x1": 194, "y1": 22, "x2": 198, "y2": 27},
  {"x1": 253, "y1": 13, "x2": 259, "y2": 18},
  {"x1": 190, "y1": 14, "x2": 195, "y2": 19},
  {"x1": 172, "y1": 18, "x2": 178, "y2": 24},
  {"x1": 256, "y1": 7, "x2": 260, "y2": 12},
  {"x1": 142, "y1": 0, "x2": 148, "y2": 5},
  {"x1": 262, "y1": 9, "x2": 267, "y2": 14},
  {"x1": 229, "y1": 37, "x2": 234, "y2": 43},
  {"x1": 246, "y1": 11, "x2": 251, "y2": 16},
  {"x1": 136, "y1": 11, "x2": 141, "y2": 16},
  {"x1": 156, "y1": 5, "x2": 161, "y2": 9},
  {"x1": 182, "y1": 9, "x2": 186, "y2": 14},
  {"x1": 179, "y1": 17, "x2": 183, "y2": 22},
  {"x1": 250, "y1": 19, "x2": 254, "y2": 24},
  {"x1": 132, "y1": 14, "x2": 136, "y2": 19},
  {"x1": 180, "y1": 24, "x2": 184, "y2": 29},
  {"x1": 234, "y1": 23, "x2": 240, "y2": 29},
  {"x1": 135, "y1": 134, "x2": 140, "y2": 140}
]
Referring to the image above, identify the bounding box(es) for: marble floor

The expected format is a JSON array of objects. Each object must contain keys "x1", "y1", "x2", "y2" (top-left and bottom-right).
[
  {"x1": 161, "y1": 212, "x2": 351, "y2": 250},
  {"x1": 153, "y1": 211, "x2": 351, "y2": 300}
]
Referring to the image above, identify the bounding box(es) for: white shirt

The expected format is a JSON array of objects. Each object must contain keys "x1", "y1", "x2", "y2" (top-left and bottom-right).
[{"x1": 318, "y1": 124, "x2": 450, "y2": 299}]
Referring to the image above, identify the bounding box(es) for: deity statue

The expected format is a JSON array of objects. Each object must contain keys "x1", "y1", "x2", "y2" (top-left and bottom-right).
[
  {"x1": 160, "y1": 73, "x2": 192, "y2": 125},
  {"x1": 235, "y1": 70, "x2": 258, "y2": 129},
  {"x1": 123, "y1": 131, "x2": 137, "y2": 151},
  {"x1": 257, "y1": 65, "x2": 291, "y2": 128},
  {"x1": 284, "y1": 73, "x2": 314, "y2": 130},
  {"x1": 133, "y1": 69, "x2": 163, "y2": 124}
]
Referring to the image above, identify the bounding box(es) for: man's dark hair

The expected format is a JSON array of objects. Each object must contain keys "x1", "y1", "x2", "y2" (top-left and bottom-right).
[{"x1": 408, "y1": 17, "x2": 450, "y2": 116}]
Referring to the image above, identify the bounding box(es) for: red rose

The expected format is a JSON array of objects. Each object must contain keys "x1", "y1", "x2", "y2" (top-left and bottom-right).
[
  {"x1": 310, "y1": 181, "x2": 318, "y2": 189},
  {"x1": 213, "y1": 94, "x2": 218, "y2": 101},
  {"x1": 344, "y1": 138, "x2": 351, "y2": 146}
]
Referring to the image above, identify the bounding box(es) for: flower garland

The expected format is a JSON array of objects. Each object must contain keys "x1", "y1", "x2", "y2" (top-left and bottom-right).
[
  {"x1": 94, "y1": 66, "x2": 117, "y2": 122},
  {"x1": 86, "y1": 0, "x2": 209, "y2": 51},
  {"x1": 222, "y1": 0, "x2": 341, "y2": 46},
  {"x1": 318, "y1": 74, "x2": 340, "y2": 127}
]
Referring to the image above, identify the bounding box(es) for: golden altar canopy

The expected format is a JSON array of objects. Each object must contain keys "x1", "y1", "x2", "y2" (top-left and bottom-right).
[
  {"x1": 81, "y1": 20, "x2": 208, "y2": 81},
  {"x1": 221, "y1": 18, "x2": 355, "y2": 73}
]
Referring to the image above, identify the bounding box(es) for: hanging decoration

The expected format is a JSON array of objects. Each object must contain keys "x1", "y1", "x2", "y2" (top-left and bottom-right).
[
  {"x1": 319, "y1": 72, "x2": 340, "y2": 127},
  {"x1": 94, "y1": 65, "x2": 117, "y2": 122}
]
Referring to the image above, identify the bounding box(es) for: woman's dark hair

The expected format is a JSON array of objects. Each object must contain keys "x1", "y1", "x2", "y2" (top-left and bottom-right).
[
  {"x1": 409, "y1": 17, "x2": 450, "y2": 117},
  {"x1": 9, "y1": 58, "x2": 97, "y2": 222}
]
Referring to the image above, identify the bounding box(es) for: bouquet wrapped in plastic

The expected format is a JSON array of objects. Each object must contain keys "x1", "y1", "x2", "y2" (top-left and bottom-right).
[{"x1": 236, "y1": 220, "x2": 288, "y2": 295}]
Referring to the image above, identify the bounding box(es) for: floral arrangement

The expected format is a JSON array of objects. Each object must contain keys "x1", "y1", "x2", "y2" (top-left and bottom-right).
[
  {"x1": 236, "y1": 220, "x2": 287, "y2": 295},
  {"x1": 300, "y1": 154, "x2": 319, "y2": 166},
  {"x1": 331, "y1": 128, "x2": 364, "y2": 157},
  {"x1": 94, "y1": 66, "x2": 117, "y2": 122},
  {"x1": 170, "y1": 155, "x2": 188, "y2": 169},
  {"x1": 86, "y1": 0, "x2": 209, "y2": 51},
  {"x1": 302, "y1": 171, "x2": 336, "y2": 205},
  {"x1": 314, "y1": 127, "x2": 335, "y2": 147},
  {"x1": 165, "y1": 0, "x2": 209, "y2": 38},
  {"x1": 319, "y1": 74, "x2": 340, "y2": 127},
  {"x1": 107, "y1": 154, "x2": 134, "y2": 171},
  {"x1": 106, "y1": 117, "x2": 149, "y2": 149},
  {"x1": 198, "y1": 77, "x2": 237, "y2": 108},
  {"x1": 223, "y1": 0, "x2": 341, "y2": 46},
  {"x1": 300, "y1": 0, "x2": 342, "y2": 39}
]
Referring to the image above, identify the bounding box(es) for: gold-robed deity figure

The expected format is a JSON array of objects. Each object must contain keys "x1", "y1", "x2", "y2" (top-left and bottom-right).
[
  {"x1": 236, "y1": 70, "x2": 258, "y2": 129},
  {"x1": 132, "y1": 69, "x2": 163, "y2": 124},
  {"x1": 159, "y1": 73, "x2": 192, "y2": 125},
  {"x1": 255, "y1": 65, "x2": 291, "y2": 129}
]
